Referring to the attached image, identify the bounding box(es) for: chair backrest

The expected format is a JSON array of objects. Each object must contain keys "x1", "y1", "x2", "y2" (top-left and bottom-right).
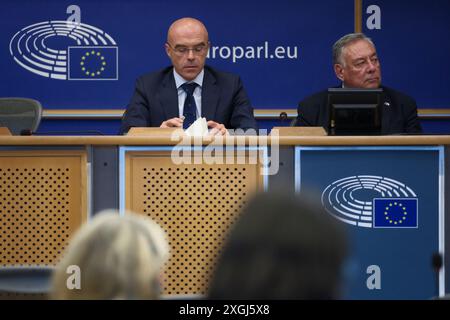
[{"x1": 0, "y1": 98, "x2": 43, "y2": 135}]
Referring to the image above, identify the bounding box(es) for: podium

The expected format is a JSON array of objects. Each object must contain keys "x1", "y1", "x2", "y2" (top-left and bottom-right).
[
  {"x1": 121, "y1": 145, "x2": 264, "y2": 295},
  {"x1": 0, "y1": 132, "x2": 449, "y2": 299}
]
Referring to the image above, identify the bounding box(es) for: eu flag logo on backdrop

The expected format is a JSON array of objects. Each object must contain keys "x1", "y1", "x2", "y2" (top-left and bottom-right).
[
  {"x1": 68, "y1": 46, "x2": 118, "y2": 80},
  {"x1": 373, "y1": 198, "x2": 418, "y2": 228}
]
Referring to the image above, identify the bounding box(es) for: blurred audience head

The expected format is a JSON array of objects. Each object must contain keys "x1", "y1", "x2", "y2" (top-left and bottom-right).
[
  {"x1": 51, "y1": 210, "x2": 169, "y2": 299},
  {"x1": 208, "y1": 191, "x2": 349, "y2": 299}
]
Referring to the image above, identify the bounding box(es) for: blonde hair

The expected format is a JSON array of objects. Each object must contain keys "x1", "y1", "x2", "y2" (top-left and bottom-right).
[{"x1": 51, "y1": 210, "x2": 169, "y2": 299}]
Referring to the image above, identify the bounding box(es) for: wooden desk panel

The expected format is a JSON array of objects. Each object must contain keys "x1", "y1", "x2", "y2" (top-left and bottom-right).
[
  {"x1": 125, "y1": 150, "x2": 264, "y2": 295},
  {"x1": 0, "y1": 150, "x2": 87, "y2": 266}
]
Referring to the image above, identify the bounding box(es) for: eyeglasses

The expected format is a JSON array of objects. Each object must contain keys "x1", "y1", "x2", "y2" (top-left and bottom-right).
[{"x1": 167, "y1": 43, "x2": 208, "y2": 56}]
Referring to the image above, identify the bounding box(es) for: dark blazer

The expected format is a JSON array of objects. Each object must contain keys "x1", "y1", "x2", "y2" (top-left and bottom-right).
[
  {"x1": 295, "y1": 85, "x2": 422, "y2": 134},
  {"x1": 119, "y1": 65, "x2": 257, "y2": 134}
]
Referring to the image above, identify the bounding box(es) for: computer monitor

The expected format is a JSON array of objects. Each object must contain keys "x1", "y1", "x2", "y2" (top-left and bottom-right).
[{"x1": 327, "y1": 88, "x2": 383, "y2": 135}]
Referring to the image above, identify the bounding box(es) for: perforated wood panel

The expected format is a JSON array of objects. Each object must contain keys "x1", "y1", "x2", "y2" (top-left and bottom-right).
[
  {"x1": 125, "y1": 150, "x2": 263, "y2": 295},
  {"x1": 0, "y1": 151, "x2": 87, "y2": 266}
]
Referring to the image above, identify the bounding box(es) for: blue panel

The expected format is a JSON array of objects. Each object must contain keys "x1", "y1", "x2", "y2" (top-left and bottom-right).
[
  {"x1": 37, "y1": 119, "x2": 121, "y2": 135},
  {"x1": 362, "y1": 0, "x2": 450, "y2": 108},
  {"x1": 4, "y1": 1, "x2": 448, "y2": 133},
  {"x1": 420, "y1": 120, "x2": 450, "y2": 135},
  {"x1": 35, "y1": 118, "x2": 450, "y2": 136},
  {"x1": 1, "y1": 0, "x2": 353, "y2": 109},
  {"x1": 296, "y1": 147, "x2": 442, "y2": 299}
]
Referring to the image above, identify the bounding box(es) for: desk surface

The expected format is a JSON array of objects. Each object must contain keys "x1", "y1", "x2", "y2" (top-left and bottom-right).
[{"x1": 0, "y1": 135, "x2": 450, "y2": 146}]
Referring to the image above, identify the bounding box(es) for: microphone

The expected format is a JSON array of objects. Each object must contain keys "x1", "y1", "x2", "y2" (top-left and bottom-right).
[
  {"x1": 431, "y1": 252, "x2": 443, "y2": 298},
  {"x1": 295, "y1": 111, "x2": 314, "y2": 126},
  {"x1": 279, "y1": 111, "x2": 288, "y2": 121},
  {"x1": 296, "y1": 102, "x2": 315, "y2": 127},
  {"x1": 20, "y1": 129, "x2": 33, "y2": 136},
  {"x1": 279, "y1": 111, "x2": 289, "y2": 126}
]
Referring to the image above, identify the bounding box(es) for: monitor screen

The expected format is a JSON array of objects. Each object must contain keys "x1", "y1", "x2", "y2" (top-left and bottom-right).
[{"x1": 327, "y1": 88, "x2": 383, "y2": 135}]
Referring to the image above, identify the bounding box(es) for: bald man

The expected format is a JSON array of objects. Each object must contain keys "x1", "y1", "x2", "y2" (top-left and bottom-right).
[{"x1": 120, "y1": 18, "x2": 257, "y2": 135}]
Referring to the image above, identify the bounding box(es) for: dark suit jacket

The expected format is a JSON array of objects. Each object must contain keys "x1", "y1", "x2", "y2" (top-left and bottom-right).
[
  {"x1": 295, "y1": 85, "x2": 422, "y2": 134},
  {"x1": 119, "y1": 65, "x2": 257, "y2": 134}
]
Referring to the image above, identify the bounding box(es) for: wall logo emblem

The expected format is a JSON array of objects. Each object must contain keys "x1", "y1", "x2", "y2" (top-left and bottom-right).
[
  {"x1": 321, "y1": 175, "x2": 418, "y2": 228},
  {"x1": 9, "y1": 20, "x2": 118, "y2": 80}
]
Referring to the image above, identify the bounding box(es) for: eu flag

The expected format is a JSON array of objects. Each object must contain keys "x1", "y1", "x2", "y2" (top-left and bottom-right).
[
  {"x1": 373, "y1": 198, "x2": 418, "y2": 228},
  {"x1": 68, "y1": 46, "x2": 118, "y2": 80}
]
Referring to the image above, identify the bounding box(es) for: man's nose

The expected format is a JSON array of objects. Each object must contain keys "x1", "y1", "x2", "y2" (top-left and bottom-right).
[
  {"x1": 367, "y1": 59, "x2": 376, "y2": 72},
  {"x1": 187, "y1": 50, "x2": 195, "y2": 60}
]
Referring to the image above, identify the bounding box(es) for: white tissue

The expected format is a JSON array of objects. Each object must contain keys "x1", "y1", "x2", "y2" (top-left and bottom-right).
[{"x1": 185, "y1": 117, "x2": 209, "y2": 137}]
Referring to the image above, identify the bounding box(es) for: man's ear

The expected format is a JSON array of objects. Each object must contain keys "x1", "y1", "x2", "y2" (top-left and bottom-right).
[
  {"x1": 164, "y1": 43, "x2": 171, "y2": 58},
  {"x1": 334, "y1": 64, "x2": 345, "y2": 82}
]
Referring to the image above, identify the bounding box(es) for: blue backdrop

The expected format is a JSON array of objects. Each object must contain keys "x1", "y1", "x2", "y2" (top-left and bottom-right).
[
  {"x1": 0, "y1": 0, "x2": 353, "y2": 110},
  {"x1": 363, "y1": 0, "x2": 450, "y2": 108},
  {"x1": 1, "y1": 1, "x2": 449, "y2": 134}
]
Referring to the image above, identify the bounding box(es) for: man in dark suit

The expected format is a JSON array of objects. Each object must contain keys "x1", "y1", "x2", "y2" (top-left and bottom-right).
[
  {"x1": 295, "y1": 33, "x2": 422, "y2": 134},
  {"x1": 120, "y1": 17, "x2": 257, "y2": 135}
]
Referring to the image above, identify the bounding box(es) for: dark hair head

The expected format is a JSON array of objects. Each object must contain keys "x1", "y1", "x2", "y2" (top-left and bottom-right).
[{"x1": 208, "y1": 191, "x2": 348, "y2": 299}]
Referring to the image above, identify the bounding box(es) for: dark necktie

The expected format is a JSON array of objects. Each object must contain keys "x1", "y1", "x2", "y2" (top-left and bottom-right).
[{"x1": 181, "y1": 82, "x2": 198, "y2": 129}]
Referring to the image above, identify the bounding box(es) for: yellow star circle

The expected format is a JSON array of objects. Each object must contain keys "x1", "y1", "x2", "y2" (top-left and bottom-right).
[
  {"x1": 80, "y1": 50, "x2": 106, "y2": 77},
  {"x1": 385, "y1": 202, "x2": 408, "y2": 224}
]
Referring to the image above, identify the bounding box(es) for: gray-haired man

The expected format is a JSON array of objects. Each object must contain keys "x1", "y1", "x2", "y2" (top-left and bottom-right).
[{"x1": 295, "y1": 33, "x2": 422, "y2": 134}]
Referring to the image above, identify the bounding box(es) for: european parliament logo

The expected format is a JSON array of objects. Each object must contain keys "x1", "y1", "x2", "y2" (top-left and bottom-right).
[
  {"x1": 321, "y1": 175, "x2": 418, "y2": 229},
  {"x1": 9, "y1": 20, "x2": 118, "y2": 80}
]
